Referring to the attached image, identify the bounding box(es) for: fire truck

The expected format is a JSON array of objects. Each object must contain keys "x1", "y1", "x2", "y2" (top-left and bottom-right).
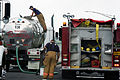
[{"x1": 60, "y1": 16, "x2": 120, "y2": 79}]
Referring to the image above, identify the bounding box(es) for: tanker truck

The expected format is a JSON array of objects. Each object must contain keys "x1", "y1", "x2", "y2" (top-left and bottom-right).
[{"x1": 2, "y1": 16, "x2": 46, "y2": 71}]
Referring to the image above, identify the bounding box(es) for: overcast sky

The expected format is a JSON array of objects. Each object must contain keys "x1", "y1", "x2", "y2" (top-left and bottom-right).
[{"x1": 10, "y1": 0, "x2": 120, "y2": 31}]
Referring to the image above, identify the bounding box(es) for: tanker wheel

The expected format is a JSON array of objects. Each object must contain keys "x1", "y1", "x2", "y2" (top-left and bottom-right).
[
  {"x1": 20, "y1": 61, "x2": 28, "y2": 70},
  {"x1": 6, "y1": 61, "x2": 10, "y2": 72},
  {"x1": 0, "y1": 67, "x2": 2, "y2": 78}
]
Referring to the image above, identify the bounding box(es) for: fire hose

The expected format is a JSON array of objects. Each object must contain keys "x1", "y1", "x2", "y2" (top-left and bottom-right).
[
  {"x1": 16, "y1": 46, "x2": 36, "y2": 74},
  {"x1": 15, "y1": 46, "x2": 60, "y2": 75}
]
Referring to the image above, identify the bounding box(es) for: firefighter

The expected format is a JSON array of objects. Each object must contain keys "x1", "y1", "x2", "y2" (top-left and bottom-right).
[
  {"x1": 29, "y1": 6, "x2": 47, "y2": 32},
  {"x1": 43, "y1": 40, "x2": 60, "y2": 79}
]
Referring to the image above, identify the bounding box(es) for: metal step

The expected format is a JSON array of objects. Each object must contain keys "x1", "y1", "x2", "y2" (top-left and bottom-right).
[{"x1": 76, "y1": 76, "x2": 104, "y2": 79}]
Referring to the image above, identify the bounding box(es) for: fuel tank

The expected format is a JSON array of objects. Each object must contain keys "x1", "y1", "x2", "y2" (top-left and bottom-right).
[{"x1": 3, "y1": 17, "x2": 45, "y2": 50}]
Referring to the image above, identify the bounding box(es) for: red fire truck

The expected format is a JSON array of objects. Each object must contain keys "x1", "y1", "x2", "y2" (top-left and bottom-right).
[{"x1": 60, "y1": 17, "x2": 120, "y2": 79}]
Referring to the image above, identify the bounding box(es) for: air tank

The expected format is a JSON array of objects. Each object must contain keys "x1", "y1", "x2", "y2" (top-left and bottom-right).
[{"x1": 3, "y1": 16, "x2": 46, "y2": 50}]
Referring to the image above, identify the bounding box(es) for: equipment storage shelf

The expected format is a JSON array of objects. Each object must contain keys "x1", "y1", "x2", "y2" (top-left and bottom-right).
[
  {"x1": 81, "y1": 40, "x2": 101, "y2": 68},
  {"x1": 81, "y1": 51, "x2": 101, "y2": 67},
  {"x1": 81, "y1": 50, "x2": 101, "y2": 53}
]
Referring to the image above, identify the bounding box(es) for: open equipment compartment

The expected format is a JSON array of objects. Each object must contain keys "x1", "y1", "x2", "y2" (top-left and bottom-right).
[{"x1": 81, "y1": 40, "x2": 101, "y2": 67}]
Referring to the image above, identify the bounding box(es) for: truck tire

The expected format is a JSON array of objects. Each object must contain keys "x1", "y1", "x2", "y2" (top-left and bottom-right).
[
  {"x1": 0, "y1": 67, "x2": 2, "y2": 80},
  {"x1": 6, "y1": 61, "x2": 10, "y2": 72},
  {"x1": 104, "y1": 71, "x2": 119, "y2": 80}
]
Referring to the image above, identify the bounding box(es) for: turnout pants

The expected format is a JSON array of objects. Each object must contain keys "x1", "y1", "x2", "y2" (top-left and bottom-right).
[
  {"x1": 43, "y1": 51, "x2": 57, "y2": 79},
  {"x1": 37, "y1": 14, "x2": 47, "y2": 32}
]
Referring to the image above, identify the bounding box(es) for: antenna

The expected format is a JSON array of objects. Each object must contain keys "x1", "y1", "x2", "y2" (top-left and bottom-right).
[{"x1": 85, "y1": 11, "x2": 115, "y2": 21}]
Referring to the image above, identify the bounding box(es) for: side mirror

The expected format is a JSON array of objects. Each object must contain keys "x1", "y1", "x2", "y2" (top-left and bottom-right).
[
  {"x1": 2, "y1": 17, "x2": 9, "y2": 24},
  {"x1": 55, "y1": 32, "x2": 58, "y2": 39},
  {"x1": 3, "y1": 3, "x2": 11, "y2": 24},
  {"x1": 59, "y1": 28, "x2": 62, "y2": 41}
]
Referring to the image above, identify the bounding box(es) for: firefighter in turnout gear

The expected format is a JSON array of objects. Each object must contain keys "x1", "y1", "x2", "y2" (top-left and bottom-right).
[
  {"x1": 43, "y1": 40, "x2": 60, "y2": 79},
  {"x1": 29, "y1": 6, "x2": 47, "y2": 32}
]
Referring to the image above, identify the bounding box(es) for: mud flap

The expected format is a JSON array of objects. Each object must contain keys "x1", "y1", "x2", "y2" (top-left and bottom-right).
[{"x1": 104, "y1": 71, "x2": 119, "y2": 80}]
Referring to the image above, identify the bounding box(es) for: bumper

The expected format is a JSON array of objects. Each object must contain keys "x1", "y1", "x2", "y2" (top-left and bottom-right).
[{"x1": 62, "y1": 68, "x2": 119, "y2": 80}]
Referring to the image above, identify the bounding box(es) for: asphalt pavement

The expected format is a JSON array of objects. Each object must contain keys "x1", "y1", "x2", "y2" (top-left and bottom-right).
[
  {"x1": 5, "y1": 64, "x2": 116, "y2": 80},
  {"x1": 5, "y1": 65, "x2": 69, "y2": 80}
]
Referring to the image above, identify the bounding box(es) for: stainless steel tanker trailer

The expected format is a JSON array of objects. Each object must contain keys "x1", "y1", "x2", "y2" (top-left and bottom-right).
[{"x1": 2, "y1": 16, "x2": 46, "y2": 71}]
